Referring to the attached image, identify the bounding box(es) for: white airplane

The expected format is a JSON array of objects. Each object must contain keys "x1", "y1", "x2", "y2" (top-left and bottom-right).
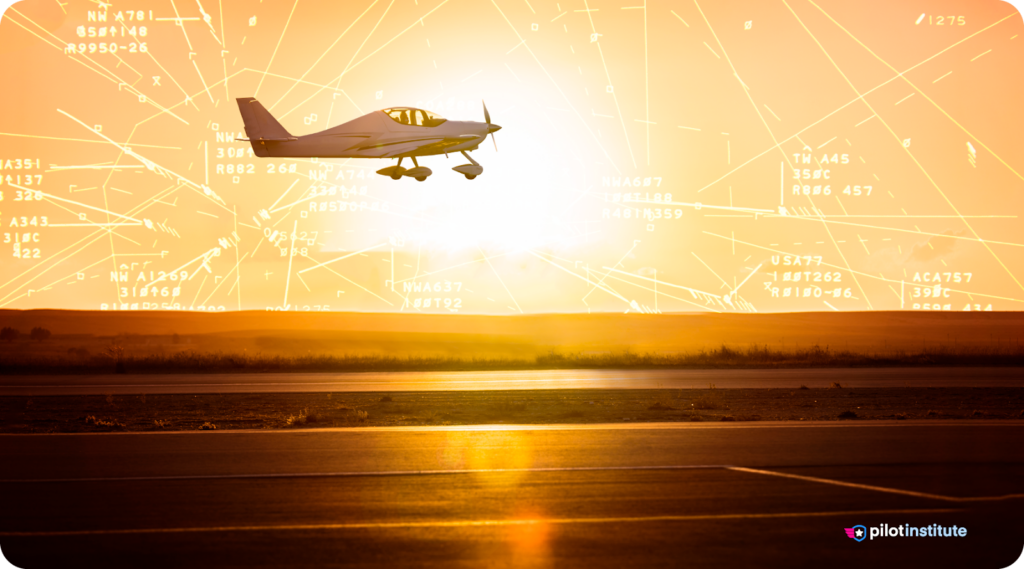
[{"x1": 236, "y1": 98, "x2": 501, "y2": 181}]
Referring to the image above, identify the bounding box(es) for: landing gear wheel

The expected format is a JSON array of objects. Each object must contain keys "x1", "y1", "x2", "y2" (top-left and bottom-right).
[
  {"x1": 416, "y1": 176, "x2": 427, "y2": 182},
  {"x1": 465, "y1": 175, "x2": 476, "y2": 180},
  {"x1": 391, "y1": 174, "x2": 402, "y2": 180}
]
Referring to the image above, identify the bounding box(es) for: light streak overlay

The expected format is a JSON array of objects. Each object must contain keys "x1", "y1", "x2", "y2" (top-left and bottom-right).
[{"x1": 0, "y1": 0, "x2": 1021, "y2": 314}]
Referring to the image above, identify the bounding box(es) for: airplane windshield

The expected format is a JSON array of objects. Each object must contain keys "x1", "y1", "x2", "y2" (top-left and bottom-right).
[{"x1": 383, "y1": 108, "x2": 447, "y2": 127}]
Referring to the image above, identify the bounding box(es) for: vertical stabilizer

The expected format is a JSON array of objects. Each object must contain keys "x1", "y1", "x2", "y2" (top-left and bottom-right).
[
  {"x1": 236, "y1": 98, "x2": 295, "y2": 156},
  {"x1": 236, "y1": 97, "x2": 293, "y2": 140}
]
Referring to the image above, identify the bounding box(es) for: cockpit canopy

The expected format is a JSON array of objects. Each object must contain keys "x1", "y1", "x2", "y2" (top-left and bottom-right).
[{"x1": 383, "y1": 107, "x2": 447, "y2": 128}]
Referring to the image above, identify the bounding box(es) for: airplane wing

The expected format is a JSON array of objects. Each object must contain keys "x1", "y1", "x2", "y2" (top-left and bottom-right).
[
  {"x1": 377, "y1": 139, "x2": 445, "y2": 157},
  {"x1": 411, "y1": 137, "x2": 483, "y2": 156},
  {"x1": 351, "y1": 133, "x2": 483, "y2": 157}
]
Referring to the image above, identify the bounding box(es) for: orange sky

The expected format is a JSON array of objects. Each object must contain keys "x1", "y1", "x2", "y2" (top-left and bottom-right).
[{"x1": 0, "y1": 0, "x2": 1022, "y2": 314}]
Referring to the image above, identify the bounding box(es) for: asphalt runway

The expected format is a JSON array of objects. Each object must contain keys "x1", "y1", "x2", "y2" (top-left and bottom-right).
[
  {"x1": 3, "y1": 367, "x2": 1023, "y2": 395},
  {"x1": 1, "y1": 422, "x2": 1023, "y2": 568}
]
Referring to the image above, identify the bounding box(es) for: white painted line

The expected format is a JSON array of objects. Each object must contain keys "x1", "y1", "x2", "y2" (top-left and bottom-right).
[
  {"x1": 729, "y1": 467, "x2": 1024, "y2": 503},
  {"x1": 0, "y1": 465, "x2": 731, "y2": 484},
  {"x1": 12, "y1": 462, "x2": 1021, "y2": 504},
  {"x1": 0, "y1": 508, "x2": 961, "y2": 537},
  {"x1": 9, "y1": 375, "x2": 1017, "y2": 390},
  {"x1": 2, "y1": 419, "x2": 1022, "y2": 436},
  {"x1": 2, "y1": 378, "x2": 688, "y2": 387}
]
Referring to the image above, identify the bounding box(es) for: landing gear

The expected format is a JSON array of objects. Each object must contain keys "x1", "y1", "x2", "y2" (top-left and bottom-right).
[
  {"x1": 452, "y1": 151, "x2": 484, "y2": 180},
  {"x1": 377, "y1": 157, "x2": 432, "y2": 181},
  {"x1": 378, "y1": 154, "x2": 483, "y2": 180},
  {"x1": 377, "y1": 157, "x2": 406, "y2": 180},
  {"x1": 403, "y1": 156, "x2": 432, "y2": 181}
]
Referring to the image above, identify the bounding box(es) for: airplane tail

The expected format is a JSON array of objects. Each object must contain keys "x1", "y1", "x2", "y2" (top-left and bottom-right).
[{"x1": 236, "y1": 97, "x2": 296, "y2": 157}]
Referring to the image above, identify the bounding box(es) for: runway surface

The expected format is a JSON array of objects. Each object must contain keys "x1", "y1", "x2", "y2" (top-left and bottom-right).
[
  {"x1": 3, "y1": 367, "x2": 1022, "y2": 395},
  {"x1": 1, "y1": 422, "x2": 1023, "y2": 568}
]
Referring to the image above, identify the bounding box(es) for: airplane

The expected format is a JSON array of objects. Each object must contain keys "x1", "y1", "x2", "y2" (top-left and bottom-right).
[{"x1": 235, "y1": 98, "x2": 501, "y2": 181}]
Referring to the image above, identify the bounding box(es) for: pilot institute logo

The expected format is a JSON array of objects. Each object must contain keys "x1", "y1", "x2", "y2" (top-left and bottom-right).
[{"x1": 845, "y1": 525, "x2": 867, "y2": 542}]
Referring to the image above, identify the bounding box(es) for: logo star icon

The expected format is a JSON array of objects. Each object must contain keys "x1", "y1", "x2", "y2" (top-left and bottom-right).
[{"x1": 855, "y1": 528, "x2": 864, "y2": 538}]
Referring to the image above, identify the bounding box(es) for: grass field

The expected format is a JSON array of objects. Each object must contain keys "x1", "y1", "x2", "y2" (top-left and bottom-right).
[
  {"x1": 3, "y1": 310, "x2": 1021, "y2": 433},
  {"x1": 2, "y1": 309, "x2": 1022, "y2": 373},
  {"x1": 3, "y1": 387, "x2": 1023, "y2": 433},
  {"x1": 2, "y1": 344, "x2": 1023, "y2": 374}
]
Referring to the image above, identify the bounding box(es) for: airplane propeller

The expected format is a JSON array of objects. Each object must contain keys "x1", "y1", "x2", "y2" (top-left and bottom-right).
[{"x1": 483, "y1": 100, "x2": 501, "y2": 152}]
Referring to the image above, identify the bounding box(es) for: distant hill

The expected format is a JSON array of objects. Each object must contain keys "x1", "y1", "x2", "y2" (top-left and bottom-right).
[{"x1": 0, "y1": 310, "x2": 1020, "y2": 358}]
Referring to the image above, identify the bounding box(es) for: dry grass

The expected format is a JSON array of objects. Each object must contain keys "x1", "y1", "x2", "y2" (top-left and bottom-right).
[
  {"x1": 648, "y1": 402, "x2": 678, "y2": 411},
  {"x1": 493, "y1": 398, "x2": 529, "y2": 413},
  {"x1": 285, "y1": 408, "x2": 321, "y2": 427},
  {"x1": 2, "y1": 388, "x2": 1020, "y2": 433},
  {"x1": 83, "y1": 415, "x2": 125, "y2": 429},
  {"x1": 0, "y1": 343, "x2": 1022, "y2": 374},
  {"x1": 691, "y1": 393, "x2": 720, "y2": 410}
]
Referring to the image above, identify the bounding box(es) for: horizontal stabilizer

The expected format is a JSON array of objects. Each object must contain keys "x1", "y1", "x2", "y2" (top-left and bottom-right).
[{"x1": 237, "y1": 137, "x2": 297, "y2": 142}]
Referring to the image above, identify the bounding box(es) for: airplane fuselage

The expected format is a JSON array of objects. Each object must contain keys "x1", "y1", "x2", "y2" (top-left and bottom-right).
[
  {"x1": 248, "y1": 111, "x2": 489, "y2": 159},
  {"x1": 237, "y1": 99, "x2": 500, "y2": 180}
]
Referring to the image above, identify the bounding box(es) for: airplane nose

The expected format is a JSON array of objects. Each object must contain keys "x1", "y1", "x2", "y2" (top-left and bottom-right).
[{"x1": 487, "y1": 124, "x2": 502, "y2": 133}]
